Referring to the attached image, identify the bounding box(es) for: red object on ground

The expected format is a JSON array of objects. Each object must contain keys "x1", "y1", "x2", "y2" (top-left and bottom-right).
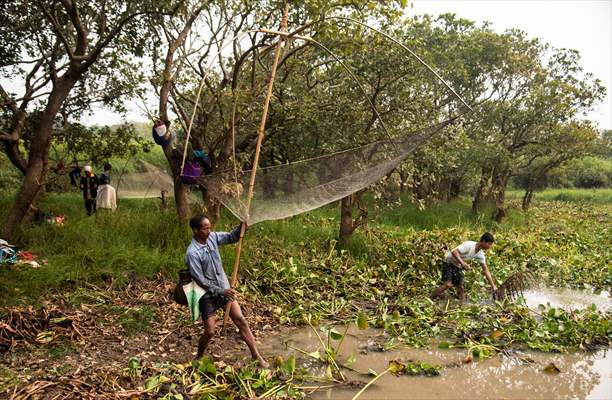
[{"x1": 17, "y1": 251, "x2": 37, "y2": 261}]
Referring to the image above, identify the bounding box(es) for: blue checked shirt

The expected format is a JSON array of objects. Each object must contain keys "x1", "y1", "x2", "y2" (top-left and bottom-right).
[{"x1": 184, "y1": 225, "x2": 241, "y2": 298}]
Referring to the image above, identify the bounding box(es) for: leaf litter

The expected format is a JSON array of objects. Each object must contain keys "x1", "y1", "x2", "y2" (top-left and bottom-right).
[{"x1": 1, "y1": 273, "x2": 279, "y2": 399}]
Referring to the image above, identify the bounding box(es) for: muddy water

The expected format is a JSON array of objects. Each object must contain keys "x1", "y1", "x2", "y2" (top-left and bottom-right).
[
  {"x1": 250, "y1": 287, "x2": 611, "y2": 399},
  {"x1": 256, "y1": 326, "x2": 611, "y2": 400},
  {"x1": 522, "y1": 287, "x2": 611, "y2": 312}
]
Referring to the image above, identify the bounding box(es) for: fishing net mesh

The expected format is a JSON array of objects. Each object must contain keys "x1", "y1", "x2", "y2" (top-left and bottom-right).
[
  {"x1": 115, "y1": 161, "x2": 175, "y2": 199},
  {"x1": 198, "y1": 117, "x2": 456, "y2": 224}
]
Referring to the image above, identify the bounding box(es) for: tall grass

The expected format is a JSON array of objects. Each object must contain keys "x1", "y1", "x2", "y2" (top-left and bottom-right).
[{"x1": 0, "y1": 193, "x2": 193, "y2": 305}]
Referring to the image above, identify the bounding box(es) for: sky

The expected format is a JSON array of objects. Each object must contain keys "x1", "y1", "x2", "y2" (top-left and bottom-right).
[{"x1": 83, "y1": 0, "x2": 612, "y2": 129}]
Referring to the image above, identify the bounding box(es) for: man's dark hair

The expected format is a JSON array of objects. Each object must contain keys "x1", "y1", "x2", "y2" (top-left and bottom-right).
[
  {"x1": 480, "y1": 232, "x2": 494, "y2": 243},
  {"x1": 103, "y1": 162, "x2": 112, "y2": 171},
  {"x1": 189, "y1": 214, "x2": 210, "y2": 230}
]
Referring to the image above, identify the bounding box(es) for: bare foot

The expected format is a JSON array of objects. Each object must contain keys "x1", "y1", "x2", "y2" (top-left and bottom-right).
[{"x1": 255, "y1": 356, "x2": 269, "y2": 369}]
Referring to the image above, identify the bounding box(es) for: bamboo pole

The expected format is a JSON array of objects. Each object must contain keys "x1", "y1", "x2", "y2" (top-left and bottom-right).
[{"x1": 222, "y1": 2, "x2": 289, "y2": 333}]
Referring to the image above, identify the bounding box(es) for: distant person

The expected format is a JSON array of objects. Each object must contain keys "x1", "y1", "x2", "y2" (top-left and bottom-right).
[
  {"x1": 69, "y1": 163, "x2": 81, "y2": 187},
  {"x1": 96, "y1": 162, "x2": 117, "y2": 211},
  {"x1": 79, "y1": 165, "x2": 99, "y2": 216},
  {"x1": 185, "y1": 215, "x2": 268, "y2": 368},
  {"x1": 431, "y1": 232, "x2": 497, "y2": 302}
]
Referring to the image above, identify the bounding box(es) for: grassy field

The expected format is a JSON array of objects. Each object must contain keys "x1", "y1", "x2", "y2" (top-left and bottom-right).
[
  {"x1": 507, "y1": 187, "x2": 612, "y2": 204},
  {"x1": 1, "y1": 188, "x2": 610, "y2": 306}
]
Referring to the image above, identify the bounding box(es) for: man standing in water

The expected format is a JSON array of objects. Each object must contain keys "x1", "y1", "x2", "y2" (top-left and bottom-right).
[
  {"x1": 185, "y1": 215, "x2": 268, "y2": 367},
  {"x1": 431, "y1": 232, "x2": 497, "y2": 302}
]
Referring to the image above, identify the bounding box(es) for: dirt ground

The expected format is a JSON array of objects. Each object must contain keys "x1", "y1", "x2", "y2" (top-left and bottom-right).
[{"x1": 0, "y1": 274, "x2": 279, "y2": 399}]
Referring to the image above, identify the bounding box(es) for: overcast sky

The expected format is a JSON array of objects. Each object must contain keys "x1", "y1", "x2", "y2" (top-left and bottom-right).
[{"x1": 84, "y1": 0, "x2": 612, "y2": 129}]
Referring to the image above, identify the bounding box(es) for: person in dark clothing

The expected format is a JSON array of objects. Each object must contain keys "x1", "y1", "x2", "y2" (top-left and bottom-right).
[
  {"x1": 79, "y1": 165, "x2": 99, "y2": 215},
  {"x1": 194, "y1": 148, "x2": 213, "y2": 175},
  {"x1": 69, "y1": 166, "x2": 82, "y2": 187}
]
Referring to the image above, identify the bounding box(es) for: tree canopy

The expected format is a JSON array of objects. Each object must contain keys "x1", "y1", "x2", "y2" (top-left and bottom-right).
[{"x1": 0, "y1": 1, "x2": 607, "y2": 239}]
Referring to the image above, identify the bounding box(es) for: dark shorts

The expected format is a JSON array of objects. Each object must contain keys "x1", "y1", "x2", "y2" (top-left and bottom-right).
[
  {"x1": 441, "y1": 262, "x2": 464, "y2": 287},
  {"x1": 199, "y1": 295, "x2": 229, "y2": 320}
]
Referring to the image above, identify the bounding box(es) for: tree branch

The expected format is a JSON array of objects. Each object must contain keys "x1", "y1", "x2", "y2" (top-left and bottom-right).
[{"x1": 36, "y1": 0, "x2": 75, "y2": 59}]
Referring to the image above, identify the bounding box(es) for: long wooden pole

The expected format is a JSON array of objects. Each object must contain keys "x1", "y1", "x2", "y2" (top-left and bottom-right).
[{"x1": 222, "y1": 2, "x2": 289, "y2": 333}]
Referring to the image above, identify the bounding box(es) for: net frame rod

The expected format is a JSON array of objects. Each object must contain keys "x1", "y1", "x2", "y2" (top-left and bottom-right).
[
  {"x1": 222, "y1": 2, "x2": 289, "y2": 334},
  {"x1": 181, "y1": 15, "x2": 473, "y2": 175}
]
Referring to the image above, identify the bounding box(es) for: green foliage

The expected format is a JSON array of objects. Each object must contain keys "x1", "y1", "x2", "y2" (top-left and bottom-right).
[
  {"x1": 513, "y1": 156, "x2": 612, "y2": 191},
  {"x1": 1, "y1": 190, "x2": 609, "y2": 366},
  {"x1": 388, "y1": 359, "x2": 440, "y2": 376},
  {"x1": 381, "y1": 299, "x2": 610, "y2": 354},
  {"x1": 558, "y1": 157, "x2": 612, "y2": 188},
  {"x1": 0, "y1": 152, "x2": 21, "y2": 192},
  {"x1": 507, "y1": 188, "x2": 612, "y2": 205},
  {"x1": 52, "y1": 122, "x2": 147, "y2": 165}
]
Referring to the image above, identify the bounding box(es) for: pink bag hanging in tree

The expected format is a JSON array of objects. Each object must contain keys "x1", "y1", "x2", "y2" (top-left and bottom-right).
[{"x1": 181, "y1": 160, "x2": 201, "y2": 184}]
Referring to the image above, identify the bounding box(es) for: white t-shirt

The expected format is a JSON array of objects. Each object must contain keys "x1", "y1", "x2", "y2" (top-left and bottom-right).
[{"x1": 444, "y1": 241, "x2": 486, "y2": 267}]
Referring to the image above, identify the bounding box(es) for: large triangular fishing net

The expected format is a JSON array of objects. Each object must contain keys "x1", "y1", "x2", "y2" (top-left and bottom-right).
[{"x1": 197, "y1": 116, "x2": 457, "y2": 224}]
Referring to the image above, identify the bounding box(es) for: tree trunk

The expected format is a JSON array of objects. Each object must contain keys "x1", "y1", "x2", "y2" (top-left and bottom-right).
[
  {"x1": 448, "y1": 176, "x2": 462, "y2": 202},
  {"x1": 339, "y1": 195, "x2": 356, "y2": 247},
  {"x1": 157, "y1": 9, "x2": 202, "y2": 223},
  {"x1": 522, "y1": 187, "x2": 534, "y2": 211},
  {"x1": 2, "y1": 76, "x2": 77, "y2": 239},
  {"x1": 159, "y1": 103, "x2": 190, "y2": 221},
  {"x1": 173, "y1": 178, "x2": 191, "y2": 221},
  {"x1": 3, "y1": 140, "x2": 27, "y2": 174},
  {"x1": 212, "y1": 201, "x2": 221, "y2": 223},
  {"x1": 338, "y1": 191, "x2": 368, "y2": 247},
  {"x1": 199, "y1": 185, "x2": 222, "y2": 224},
  {"x1": 491, "y1": 167, "x2": 510, "y2": 222},
  {"x1": 472, "y1": 164, "x2": 491, "y2": 213}
]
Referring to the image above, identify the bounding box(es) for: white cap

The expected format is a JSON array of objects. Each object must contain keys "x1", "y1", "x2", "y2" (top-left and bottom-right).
[{"x1": 84, "y1": 165, "x2": 92, "y2": 172}]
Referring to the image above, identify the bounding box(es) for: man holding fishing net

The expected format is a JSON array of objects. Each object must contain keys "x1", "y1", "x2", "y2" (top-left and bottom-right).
[
  {"x1": 185, "y1": 214, "x2": 268, "y2": 368},
  {"x1": 431, "y1": 232, "x2": 497, "y2": 302}
]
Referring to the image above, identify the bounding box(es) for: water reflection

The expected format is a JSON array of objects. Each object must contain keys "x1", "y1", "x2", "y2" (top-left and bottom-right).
[
  {"x1": 522, "y1": 287, "x2": 611, "y2": 312},
  {"x1": 258, "y1": 326, "x2": 611, "y2": 400}
]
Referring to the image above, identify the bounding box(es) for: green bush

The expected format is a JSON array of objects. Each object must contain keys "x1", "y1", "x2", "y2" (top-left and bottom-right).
[
  {"x1": 0, "y1": 152, "x2": 22, "y2": 193},
  {"x1": 553, "y1": 156, "x2": 612, "y2": 188}
]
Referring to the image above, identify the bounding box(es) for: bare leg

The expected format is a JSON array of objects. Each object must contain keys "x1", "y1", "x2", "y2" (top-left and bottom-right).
[
  {"x1": 229, "y1": 301, "x2": 268, "y2": 368},
  {"x1": 456, "y1": 285, "x2": 465, "y2": 303},
  {"x1": 196, "y1": 315, "x2": 216, "y2": 359},
  {"x1": 431, "y1": 281, "x2": 453, "y2": 299}
]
